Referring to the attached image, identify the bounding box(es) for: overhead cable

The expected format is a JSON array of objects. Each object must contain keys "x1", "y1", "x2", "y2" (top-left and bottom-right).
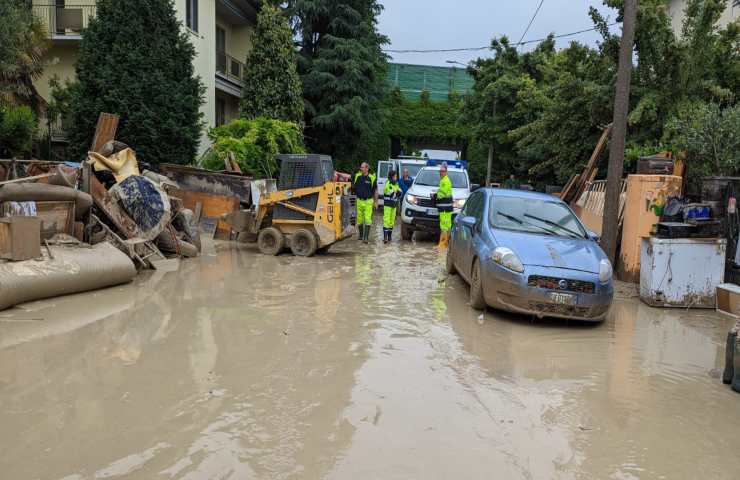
[{"x1": 382, "y1": 23, "x2": 618, "y2": 54}]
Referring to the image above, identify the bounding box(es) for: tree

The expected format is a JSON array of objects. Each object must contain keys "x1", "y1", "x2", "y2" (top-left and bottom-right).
[
  {"x1": 0, "y1": 0, "x2": 48, "y2": 113},
  {"x1": 240, "y1": 4, "x2": 303, "y2": 124},
  {"x1": 67, "y1": 0, "x2": 204, "y2": 164},
  {"x1": 199, "y1": 118, "x2": 305, "y2": 177},
  {"x1": 290, "y1": 0, "x2": 389, "y2": 172},
  {"x1": 601, "y1": 0, "x2": 637, "y2": 264},
  {"x1": 0, "y1": 104, "x2": 37, "y2": 158},
  {"x1": 666, "y1": 102, "x2": 740, "y2": 181}
]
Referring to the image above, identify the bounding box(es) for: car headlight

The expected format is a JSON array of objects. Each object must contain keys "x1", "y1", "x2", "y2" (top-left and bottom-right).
[
  {"x1": 491, "y1": 247, "x2": 524, "y2": 273},
  {"x1": 406, "y1": 194, "x2": 418, "y2": 205},
  {"x1": 453, "y1": 198, "x2": 466, "y2": 209},
  {"x1": 599, "y1": 259, "x2": 613, "y2": 283}
]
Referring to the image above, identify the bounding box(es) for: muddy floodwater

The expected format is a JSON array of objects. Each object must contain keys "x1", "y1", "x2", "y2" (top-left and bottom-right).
[{"x1": 1, "y1": 231, "x2": 739, "y2": 479}]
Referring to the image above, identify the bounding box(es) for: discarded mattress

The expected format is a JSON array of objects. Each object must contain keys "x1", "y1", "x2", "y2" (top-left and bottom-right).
[
  {"x1": 109, "y1": 175, "x2": 171, "y2": 241},
  {"x1": 0, "y1": 183, "x2": 92, "y2": 220},
  {"x1": 0, "y1": 242, "x2": 136, "y2": 311}
]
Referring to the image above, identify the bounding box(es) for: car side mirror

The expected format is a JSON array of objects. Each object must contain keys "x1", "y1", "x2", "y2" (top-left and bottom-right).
[
  {"x1": 587, "y1": 230, "x2": 600, "y2": 242},
  {"x1": 471, "y1": 183, "x2": 481, "y2": 192},
  {"x1": 461, "y1": 216, "x2": 477, "y2": 229}
]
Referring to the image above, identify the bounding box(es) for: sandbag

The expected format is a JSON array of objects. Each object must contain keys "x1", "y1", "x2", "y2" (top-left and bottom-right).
[
  {"x1": 0, "y1": 183, "x2": 92, "y2": 220},
  {"x1": 0, "y1": 242, "x2": 136, "y2": 311},
  {"x1": 109, "y1": 175, "x2": 171, "y2": 241},
  {"x1": 155, "y1": 228, "x2": 198, "y2": 258}
]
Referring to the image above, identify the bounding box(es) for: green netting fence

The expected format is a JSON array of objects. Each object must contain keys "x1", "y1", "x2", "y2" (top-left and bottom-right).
[{"x1": 387, "y1": 63, "x2": 474, "y2": 102}]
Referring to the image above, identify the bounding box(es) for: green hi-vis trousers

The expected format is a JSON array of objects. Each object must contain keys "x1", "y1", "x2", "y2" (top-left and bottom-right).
[
  {"x1": 356, "y1": 198, "x2": 373, "y2": 226},
  {"x1": 439, "y1": 211, "x2": 452, "y2": 232}
]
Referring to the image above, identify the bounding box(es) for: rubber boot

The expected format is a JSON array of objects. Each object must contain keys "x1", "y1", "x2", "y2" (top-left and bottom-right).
[
  {"x1": 363, "y1": 225, "x2": 370, "y2": 244},
  {"x1": 437, "y1": 231, "x2": 449, "y2": 250},
  {"x1": 732, "y1": 332, "x2": 740, "y2": 393},
  {"x1": 357, "y1": 225, "x2": 364, "y2": 241},
  {"x1": 723, "y1": 327, "x2": 737, "y2": 384}
]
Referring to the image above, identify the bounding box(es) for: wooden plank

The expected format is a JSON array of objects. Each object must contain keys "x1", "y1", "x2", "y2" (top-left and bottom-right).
[
  {"x1": 560, "y1": 174, "x2": 579, "y2": 202},
  {"x1": 90, "y1": 113, "x2": 120, "y2": 153},
  {"x1": 168, "y1": 188, "x2": 239, "y2": 239}
]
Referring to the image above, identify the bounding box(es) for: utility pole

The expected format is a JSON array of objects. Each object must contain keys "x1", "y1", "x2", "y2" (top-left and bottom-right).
[
  {"x1": 600, "y1": 0, "x2": 638, "y2": 265},
  {"x1": 486, "y1": 100, "x2": 496, "y2": 187}
]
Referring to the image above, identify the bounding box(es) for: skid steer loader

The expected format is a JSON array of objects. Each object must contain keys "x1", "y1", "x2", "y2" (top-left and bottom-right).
[{"x1": 223, "y1": 155, "x2": 356, "y2": 257}]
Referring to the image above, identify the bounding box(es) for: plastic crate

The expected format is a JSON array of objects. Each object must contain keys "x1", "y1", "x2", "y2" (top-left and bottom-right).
[{"x1": 277, "y1": 154, "x2": 334, "y2": 190}]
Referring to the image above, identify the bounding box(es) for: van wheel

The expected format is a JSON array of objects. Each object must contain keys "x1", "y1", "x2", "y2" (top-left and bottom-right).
[
  {"x1": 470, "y1": 259, "x2": 487, "y2": 310},
  {"x1": 291, "y1": 229, "x2": 318, "y2": 257},
  {"x1": 258, "y1": 227, "x2": 284, "y2": 256},
  {"x1": 401, "y1": 223, "x2": 413, "y2": 241}
]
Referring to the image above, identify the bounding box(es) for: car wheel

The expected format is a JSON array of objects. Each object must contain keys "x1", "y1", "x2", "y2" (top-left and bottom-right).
[
  {"x1": 257, "y1": 227, "x2": 284, "y2": 256},
  {"x1": 445, "y1": 240, "x2": 457, "y2": 275},
  {"x1": 401, "y1": 222, "x2": 413, "y2": 241},
  {"x1": 290, "y1": 229, "x2": 318, "y2": 257},
  {"x1": 469, "y1": 258, "x2": 487, "y2": 310}
]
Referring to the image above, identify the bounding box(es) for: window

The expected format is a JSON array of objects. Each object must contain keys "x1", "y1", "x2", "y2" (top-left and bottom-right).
[
  {"x1": 462, "y1": 192, "x2": 484, "y2": 221},
  {"x1": 378, "y1": 162, "x2": 391, "y2": 179},
  {"x1": 186, "y1": 0, "x2": 198, "y2": 32},
  {"x1": 216, "y1": 97, "x2": 226, "y2": 127},
  {"x1": 216, "y1": 26, "x2": 226, "y2": 73}
]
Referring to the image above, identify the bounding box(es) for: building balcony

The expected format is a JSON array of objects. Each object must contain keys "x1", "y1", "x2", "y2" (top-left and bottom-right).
[
  {"x1": 32, "y1": 3, "x2": 97, "y2": 41},
  {"x1": 215, "y1": 51, "x2": 246, "y2": 97}
]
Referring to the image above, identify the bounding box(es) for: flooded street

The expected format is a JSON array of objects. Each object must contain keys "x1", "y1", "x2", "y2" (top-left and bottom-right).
[{"x1": 1, "y1": 228, "x2": 739, "y2": 480}]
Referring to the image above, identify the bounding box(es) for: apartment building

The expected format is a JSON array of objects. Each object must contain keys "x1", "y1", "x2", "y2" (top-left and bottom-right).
[
  {"x1": 31, "y1": 0, "x2": 259, "y2": 154},
  {"x1": 667, "y1": 0, "x2": 739, "y2": 35}
]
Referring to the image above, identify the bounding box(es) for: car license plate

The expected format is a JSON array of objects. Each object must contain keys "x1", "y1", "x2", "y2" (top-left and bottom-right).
[
  {"x1": 549, "y1": 292, "x2": 575, "y2": 305},
  {"x1": 426, "y1": 208, "x2": 437, "y2": 215}
]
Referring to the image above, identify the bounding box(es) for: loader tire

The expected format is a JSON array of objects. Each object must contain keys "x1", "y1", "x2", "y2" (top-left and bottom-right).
[
  {"x1": 258, "y1": 227, "x2": 284, "y2": 256},
  {"x1": 291, "y1": 229, "x2": 318, "y2": 257}
]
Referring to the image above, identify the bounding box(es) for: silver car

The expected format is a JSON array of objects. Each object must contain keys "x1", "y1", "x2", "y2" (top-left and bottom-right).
[{"x1": 446, "y1": 188, "x2": 614, "y2": 322}]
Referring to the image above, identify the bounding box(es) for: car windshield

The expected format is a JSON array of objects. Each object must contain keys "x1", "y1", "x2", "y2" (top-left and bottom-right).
[
  {"x1": 401, "y1": 163, "x2": 424, "y2": 177},
  {"x1": 489, "y1": 196, "x2": 587, "y2": 238},
  {"x1": 414, "y1": 170, "x2": 468, "y2": 188}
]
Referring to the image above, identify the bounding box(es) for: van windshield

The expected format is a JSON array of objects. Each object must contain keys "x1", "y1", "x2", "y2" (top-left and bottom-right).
[
  {"x1": 401, "y1": 163, "x2": 424, "y2": 178},
  {"x1": 414, "y1": 170, "x2": 468, "y2": 188}
]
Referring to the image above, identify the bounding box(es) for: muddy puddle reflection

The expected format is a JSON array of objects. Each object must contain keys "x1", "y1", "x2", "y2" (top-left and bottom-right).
[{"x1": 0, "y1": 229, "x2": 738, "y2": 479}]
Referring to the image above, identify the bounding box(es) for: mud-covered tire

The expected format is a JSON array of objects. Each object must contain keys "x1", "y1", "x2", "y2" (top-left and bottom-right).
[
  {"x1": 470, "y1": 259, "x2": 487, "y2": 310},
  {"x1": 445, "y1": 244, "x2": 457, "y2": 275},
  {"x1": 257, "y1": 227, "x2": 284, "y2": 256},
  {"x1": 291, "y1": 229, "x2": 318, "y2": 257},
  {"x1": 401, "y1": 223, "x2": 413, "y2": 241}
]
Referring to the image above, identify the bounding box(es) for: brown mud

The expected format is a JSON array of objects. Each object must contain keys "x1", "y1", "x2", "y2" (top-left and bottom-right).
[{"x1": 0, "y1": 225, "x2": 738, "y2": 479}]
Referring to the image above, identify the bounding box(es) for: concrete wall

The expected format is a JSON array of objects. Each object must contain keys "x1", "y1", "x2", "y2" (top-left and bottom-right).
[
  {"x1": 174, "y1": 0, "x2": 217, "y2": 155},
  {"x1": 667, "y1": 0, "x2": 739, "y2": 35},
  {"x1": 34, "y1": 44, "x2": 79, "y2": 103}
]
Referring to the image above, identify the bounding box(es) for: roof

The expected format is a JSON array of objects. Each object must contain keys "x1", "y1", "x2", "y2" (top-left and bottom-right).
[{"x1": 387, "y1": 63, "x2": 474, "y2": 102}]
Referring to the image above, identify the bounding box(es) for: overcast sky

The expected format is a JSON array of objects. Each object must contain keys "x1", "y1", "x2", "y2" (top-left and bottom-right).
[{"x1": 377, "y1": 0, "x2": 620, "y2": 66}]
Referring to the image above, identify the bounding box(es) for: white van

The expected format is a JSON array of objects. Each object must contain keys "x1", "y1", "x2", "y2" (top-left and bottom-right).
[{"x1": 377, "y1": 158, "x2": 427, "y2": 206}]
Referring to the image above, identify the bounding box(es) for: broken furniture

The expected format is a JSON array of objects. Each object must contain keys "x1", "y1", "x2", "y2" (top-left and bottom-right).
[{"x1": 0, "y1": 216, "x2": 41, "y2": 261}]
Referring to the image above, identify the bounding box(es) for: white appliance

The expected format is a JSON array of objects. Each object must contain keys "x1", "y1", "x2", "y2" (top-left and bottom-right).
[{"x1": 640, "y1": 237, "x2": 726, "y2": 308}]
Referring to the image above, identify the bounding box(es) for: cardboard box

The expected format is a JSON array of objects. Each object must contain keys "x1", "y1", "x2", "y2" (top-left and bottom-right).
[
  {"x1": 717, "y1": 284, "x2": 740, "y2": 318},
  {"x1": 0, "y1": 216, "x2": 41, "y2": 261}
]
